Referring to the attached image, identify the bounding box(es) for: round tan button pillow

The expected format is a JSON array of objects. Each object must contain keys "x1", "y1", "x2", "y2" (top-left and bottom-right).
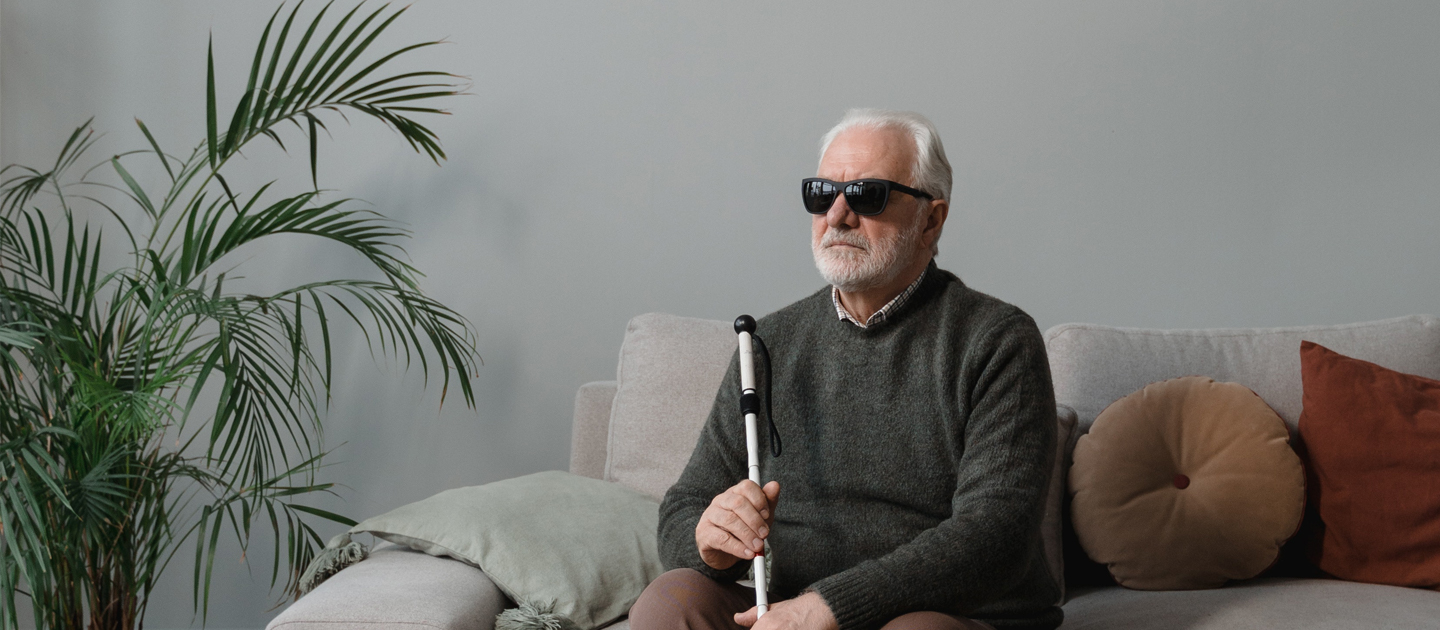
[{"x1": 1069, "y1": 376, "x2": 1305, "y2": 590}]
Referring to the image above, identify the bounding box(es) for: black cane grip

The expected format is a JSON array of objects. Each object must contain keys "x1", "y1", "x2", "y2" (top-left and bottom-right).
[{"x1": 734, "y1": 315, "x2": 756, "y2": 334}]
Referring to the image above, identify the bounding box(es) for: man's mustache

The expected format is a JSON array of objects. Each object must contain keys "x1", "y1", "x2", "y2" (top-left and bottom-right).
[{"x1": 820, "y1": 230, "x2": 870, "y2": 252}]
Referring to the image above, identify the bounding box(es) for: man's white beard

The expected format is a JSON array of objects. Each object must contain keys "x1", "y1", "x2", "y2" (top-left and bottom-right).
[{"x1": 812, "y1": 213, "x2": 926, "y2": 292}]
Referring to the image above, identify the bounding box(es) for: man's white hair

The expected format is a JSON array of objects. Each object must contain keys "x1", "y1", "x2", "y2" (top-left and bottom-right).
[
  {"x1": 818, "y1": 109, "x2": 952, "y2": 254},
  {"x1": 819, "y1": 108, "x2": 952, "y2": 202}
]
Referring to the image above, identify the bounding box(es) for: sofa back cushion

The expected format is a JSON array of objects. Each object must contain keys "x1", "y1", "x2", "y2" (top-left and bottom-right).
[
  {"x1": 1069, "y1": 377, "x2": 1305, "y2": 590},
  {"x1": 1298, "y1": 341, "x2": 1440, "y2": 588},
  {"x1": 1044, "y1": 315, "x2": 1440, "y2": 436},
  {"x1": 605, "y1": 313, "x2": 735, "y2": 501}
]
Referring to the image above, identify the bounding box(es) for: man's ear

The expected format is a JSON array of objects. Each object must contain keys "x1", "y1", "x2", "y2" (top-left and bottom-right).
[{"x1": 922, "y1": 198, "x2": 949, "y2": 247}]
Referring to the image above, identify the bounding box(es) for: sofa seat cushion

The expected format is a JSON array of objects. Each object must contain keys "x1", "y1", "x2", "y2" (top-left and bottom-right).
[
  {"x1": 1059, "y1": 579, "x2": 1440, "y2": 629},
  {"x1": 269, "y1": 545, "x2": 508, "y2": 630}
]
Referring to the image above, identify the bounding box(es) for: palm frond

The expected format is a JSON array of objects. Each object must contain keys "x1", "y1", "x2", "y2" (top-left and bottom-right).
[
  {"x1": 206, "y1": 1, "x2": 461, "y2": 183},
  {"x1": 0, "y1": 120, "x2": 101, "y2": 218}
]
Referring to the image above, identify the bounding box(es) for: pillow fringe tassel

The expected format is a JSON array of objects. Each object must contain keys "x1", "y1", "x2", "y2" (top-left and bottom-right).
[
  {"x1": 297, "y1": 532, "x2": 369, "y2": 596},
  {"x1": 496, "y1": 601, "x2": 581, "y2": 630}
]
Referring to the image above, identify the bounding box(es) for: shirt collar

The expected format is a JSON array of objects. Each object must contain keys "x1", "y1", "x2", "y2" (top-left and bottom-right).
[{"x1": 832, "y1": 264, "x2": 930, "y2": 329}]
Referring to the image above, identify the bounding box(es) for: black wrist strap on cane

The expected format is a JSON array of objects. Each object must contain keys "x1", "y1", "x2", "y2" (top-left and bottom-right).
[{"x1": 753, "y1": 334, "x2": 781, "y2": 457}]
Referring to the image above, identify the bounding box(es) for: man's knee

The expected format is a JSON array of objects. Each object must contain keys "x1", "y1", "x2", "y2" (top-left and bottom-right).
[
  {"x1": 880, "y1": 611, "x2": 995, "y2": 630},
  {"x1": 632, "y1": 569, "x2": 717, "y2": 620},
  {"x1": 629, "y1": 569, "x2": 746, "y2": 630}
]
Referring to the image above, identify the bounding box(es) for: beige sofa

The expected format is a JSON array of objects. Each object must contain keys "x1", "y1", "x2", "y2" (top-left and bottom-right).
[{"x1": 270, "y1": 313, "x2": 1440, "y2": 630}]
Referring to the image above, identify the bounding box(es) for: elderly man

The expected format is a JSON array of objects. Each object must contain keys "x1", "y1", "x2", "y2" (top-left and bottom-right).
[{"x1": 630, "y1": 110, "x2": 1060, "y2": 630}]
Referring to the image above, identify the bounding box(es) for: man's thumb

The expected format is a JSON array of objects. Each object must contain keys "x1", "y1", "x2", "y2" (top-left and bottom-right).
[
  {"x1": 734, "y1": 606, "x2": 759, "y2": 628},
  {"x1": 764, "y1": 480, "x2": 781, "y2": 502}
]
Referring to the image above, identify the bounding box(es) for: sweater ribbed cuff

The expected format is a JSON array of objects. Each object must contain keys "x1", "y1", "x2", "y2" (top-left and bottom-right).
[
  {"x1": 810, "y1": 563, "x2": 893, "y2": 630},
  {"x1": 694, "y1": 558, "x2": 751, "y2": 583}
]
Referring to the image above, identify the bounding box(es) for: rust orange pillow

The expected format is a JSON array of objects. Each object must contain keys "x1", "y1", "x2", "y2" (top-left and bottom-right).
[
  {"x1": 1069, "y1": 376, "x2": 1305, "y2": 590},
  {"x1": 1298, "y1": 341, "x2": 1440, "y2": 588}
]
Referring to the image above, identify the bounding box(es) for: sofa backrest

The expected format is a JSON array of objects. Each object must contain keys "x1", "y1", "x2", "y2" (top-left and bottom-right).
[
  {"x1": 1044, "y1": 315, "x2": 1440, "y2": 438},
  {"x1": 577, "y1": 313, "x2": 1440, "y2": 600}
]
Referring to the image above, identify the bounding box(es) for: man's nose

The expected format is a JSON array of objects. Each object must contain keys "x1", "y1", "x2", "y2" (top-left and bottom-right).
[{"x1": 825, "y1": 194, "x2": 860, "y2": 229}]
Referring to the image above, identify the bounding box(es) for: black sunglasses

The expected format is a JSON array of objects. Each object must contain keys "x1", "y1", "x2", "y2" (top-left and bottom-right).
[{"x1": 801, "y1": 178, "x2": 933, "y2": 216}]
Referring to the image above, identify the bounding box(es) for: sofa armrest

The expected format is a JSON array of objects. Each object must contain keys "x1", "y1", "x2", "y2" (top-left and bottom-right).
[
  {"x1": 268, "y1": 545, "x2": 508, "y2": 630},
  {"x1": 570, "y1": 380, "x2": 618, "y2": 480},
  {"x1": 1045, "y1": 404, "x2": 1079, "y2": 603}
]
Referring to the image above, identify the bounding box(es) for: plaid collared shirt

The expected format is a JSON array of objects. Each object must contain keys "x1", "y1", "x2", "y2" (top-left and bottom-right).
[{"x1": 832, "y1": 266, "x2": 929, "y2": 329}]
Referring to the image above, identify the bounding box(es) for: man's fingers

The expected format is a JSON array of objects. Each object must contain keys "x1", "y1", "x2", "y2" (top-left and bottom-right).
[
  {"x1": 697, "y1": 479, "x2": 781, "y2": 567},
  {"x1": 700, "y1": 516, "x2": 759, "y2": 560},
  {"x1": 715, "y1": 497, "x2": 769, "y2": 544},
  {"x1": 708, "y1": 510, "x2": 763, "y2": 555},
  {"x1": 734, "y1": 606, "x2": 759, "y2": 628},
  {"x1": 712, "y1": 526, "x2": 757, "y2": 559},
  {"x1": 731, "y1": 480, "x2": 772, "y2": 515}
]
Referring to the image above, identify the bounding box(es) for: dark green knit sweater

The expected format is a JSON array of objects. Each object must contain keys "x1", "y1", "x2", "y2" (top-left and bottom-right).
[{"x1": 658, "y1": 264, "x2": 1062, "y2": 630}]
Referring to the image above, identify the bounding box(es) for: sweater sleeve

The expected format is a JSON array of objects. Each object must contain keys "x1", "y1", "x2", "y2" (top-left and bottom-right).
[
  {"x1": 809, "y1": 314, "x2": 1058, "y2": 630},
  {"x1": 657, "y1": 351, "x2": 754, "y2": 583}
]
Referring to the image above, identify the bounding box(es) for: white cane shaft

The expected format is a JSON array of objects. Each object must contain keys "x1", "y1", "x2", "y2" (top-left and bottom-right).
[
  {"x1": 737, "y1": 330, "x2": 768, "y2": 617},
  {"x1": 744, "y1": 412, "x2": 761, "y2": 482},
  {"x1": 744, "y1": 411, "x2": 767, "y2": 616},
  {"x1": 737, "y1": 331, "x2": 757, "y2": 390},
  {"x1": 753, "y1": 554, "x2": 769, "y2": 617}
]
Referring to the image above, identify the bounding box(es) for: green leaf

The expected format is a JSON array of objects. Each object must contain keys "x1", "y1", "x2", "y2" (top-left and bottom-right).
[
  {"x1": 112, "y1": 157, "x2": 158, "y2": 219},
  {"x1": 287, "y1": 502, "x2": 357, "y2": 527},
  {"x1": 215, "y1": 171, "x2": 241, "y2": 213},
  {"x1": 136, "y1": 118, "x2": 176, "y2": 182},
  {"x1": 54, "y1": 116, "x2": 98, "y2": 174},
  {"x1": 263, "y1": 2, "x2": 316, "y2": 124},
  {"x1": 252, "y1": 4, "x2": 292, "y2": 133},
  {"x1": 289, "y1": 3, "x2": 357, "y2": 114},
  {"x1": 220, "y1": 6, "x2": 277, "y2": 160},
  {"x1": 308, "y1": 113, "x2": 319, "y2": 189},
  {"x1": 292, "y1": 4, "x2": 367, "y2": 109},
  {"x1": 207, "y1": 36, "x2": 219, "y2": 169},
  {"x1": 0, "y1": 324, "x2": 41, "y2": 348},
  {"x1": 306, "y1": 5, "x2": 402, "y2": 107}
]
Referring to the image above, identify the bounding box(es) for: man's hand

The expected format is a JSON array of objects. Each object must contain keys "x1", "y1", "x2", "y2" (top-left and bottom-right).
[
  {"x1": 695, "y1": 479, "x2": 781, "y2": 570},
  {"x1": 734, "y1": 592, "x2": 838, "y2": 630}
]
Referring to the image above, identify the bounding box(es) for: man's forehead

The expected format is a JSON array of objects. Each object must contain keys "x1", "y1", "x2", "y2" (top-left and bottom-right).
[{"x1": 819, "y1": 126, "x2": 915, "y2": 179}]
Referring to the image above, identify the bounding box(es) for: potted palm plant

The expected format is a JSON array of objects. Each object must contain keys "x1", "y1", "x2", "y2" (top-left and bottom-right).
[{"x1": 0, "y1": 3, "x2": 479, "y2": 628}]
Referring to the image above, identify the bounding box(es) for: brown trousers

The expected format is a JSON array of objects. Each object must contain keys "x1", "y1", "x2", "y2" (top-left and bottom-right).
[{"x1": 630, "y1": 569, "x2": 994, "y2": 630}]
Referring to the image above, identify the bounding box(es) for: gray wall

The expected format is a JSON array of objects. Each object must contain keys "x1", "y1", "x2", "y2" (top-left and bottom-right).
[{"x1": 4, "y1": 1, "x2": 1438, "y2": 627}]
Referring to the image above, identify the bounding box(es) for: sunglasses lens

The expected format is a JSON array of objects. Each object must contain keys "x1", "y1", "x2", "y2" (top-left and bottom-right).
[
  {"x1": 844, "y1": 181, "x2": 888, "y2": 216},
  {"x1": 803, "y1": 180, "x2": 838, "y2": 214}
]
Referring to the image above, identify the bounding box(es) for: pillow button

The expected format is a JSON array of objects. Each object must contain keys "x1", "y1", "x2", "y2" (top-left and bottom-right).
[{"x1": 1173, "y1": 474, "x2": 1191, "y2": 489}]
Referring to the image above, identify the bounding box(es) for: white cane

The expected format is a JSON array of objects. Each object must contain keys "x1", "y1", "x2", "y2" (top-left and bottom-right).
[{"x1": 733, "y1": 315, "x2": 769, "y2": 618}]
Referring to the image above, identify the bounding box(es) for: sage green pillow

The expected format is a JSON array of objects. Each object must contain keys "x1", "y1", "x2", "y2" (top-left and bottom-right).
[{"x1": 350, "y1": 471, "x2": 664, "y2": 630}]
